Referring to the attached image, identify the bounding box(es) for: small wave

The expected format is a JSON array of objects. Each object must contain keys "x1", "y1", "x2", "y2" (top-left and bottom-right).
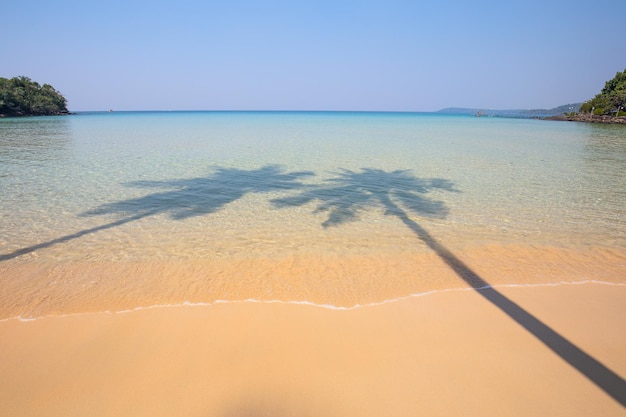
[{"x1": 3, "y1": 280, "x2": 625, "y2": 324}]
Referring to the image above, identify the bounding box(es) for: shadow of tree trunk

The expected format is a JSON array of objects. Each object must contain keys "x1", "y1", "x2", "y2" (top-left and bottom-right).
[
  {"x1": 394, "y1": 207, "x2": 626, "y2": 407},
  {"x1": 0, "y1": 211, "x2": 156, "y2": 262}
]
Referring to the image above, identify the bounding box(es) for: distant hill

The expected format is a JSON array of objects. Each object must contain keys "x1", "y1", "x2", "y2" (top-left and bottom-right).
[{"x1": 438, "y1": 103, "x2": 582, "y2": 118}]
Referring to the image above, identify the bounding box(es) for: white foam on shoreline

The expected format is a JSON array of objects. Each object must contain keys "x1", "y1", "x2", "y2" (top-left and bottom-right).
[{"x1": 3, "y1": 280, "x2": 625, "y2": 324}]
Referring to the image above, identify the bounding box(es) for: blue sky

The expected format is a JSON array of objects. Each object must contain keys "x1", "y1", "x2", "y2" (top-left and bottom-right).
[{"x1": 3, "y1": 0, "x2": 625, "y2": 111}]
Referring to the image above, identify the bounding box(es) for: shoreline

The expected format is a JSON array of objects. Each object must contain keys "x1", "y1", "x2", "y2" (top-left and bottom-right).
[
  {"x1": 2, "y1": 279, "x2": 623, "y2": 324},
  {"x1": 1, "y1": 281, "x2": 624, "y2": 416},
  {"x1": 2, "y1": 243, "x2": 624, "y2": 321}
]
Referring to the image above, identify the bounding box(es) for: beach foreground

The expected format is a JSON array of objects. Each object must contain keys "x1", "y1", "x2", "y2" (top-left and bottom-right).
[{"x1": 1, "y1": 282, "x2": 624, "y2": 417}]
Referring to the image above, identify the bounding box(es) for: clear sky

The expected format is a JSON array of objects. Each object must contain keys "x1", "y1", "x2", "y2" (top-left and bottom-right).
[{"x1": 3, "y1": 0, "x2": 625, "y2": 112}]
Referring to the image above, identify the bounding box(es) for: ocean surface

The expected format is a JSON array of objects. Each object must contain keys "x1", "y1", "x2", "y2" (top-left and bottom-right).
[{"x1": 1, "y1": 111, "x2": 625, "y2": 318}]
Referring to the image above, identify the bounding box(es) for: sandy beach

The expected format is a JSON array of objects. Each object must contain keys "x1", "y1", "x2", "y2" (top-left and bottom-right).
[{"x1": 1, "y1": 281, "x2": 625, "y2": 417}]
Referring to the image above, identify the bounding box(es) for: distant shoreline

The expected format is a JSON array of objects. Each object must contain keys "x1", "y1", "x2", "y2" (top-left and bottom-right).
[
  {"x1": 0, "y1": 111, "x2": 71, "y2": 118},
  {"x1": 2, "y1": 110, "x2": 624, "y2": 125},
  {"x1": 544, "y1": 113, "x2": 626, "y2": 124}
]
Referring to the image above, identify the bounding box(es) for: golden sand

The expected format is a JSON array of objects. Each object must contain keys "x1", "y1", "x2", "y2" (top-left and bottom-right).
[
  {"x1": 1, "y1": 241, "x2": 625, "y2": 415},
  {"x1": 1, "y1": 283, "x2": 625, "y2": 417}
]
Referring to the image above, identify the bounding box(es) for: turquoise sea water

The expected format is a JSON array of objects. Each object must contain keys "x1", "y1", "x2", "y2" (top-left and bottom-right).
[{"x1": 1, "y1": 111, "x2": 625, "y2": 316}]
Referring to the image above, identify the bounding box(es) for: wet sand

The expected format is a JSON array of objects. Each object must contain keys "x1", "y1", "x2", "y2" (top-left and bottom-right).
[
  {"x1": 2, "y1": 244, "x2": 625, "y2": 320},
  {"x1": 1, "y1": 282, "x2": 625, "y2": 417}
]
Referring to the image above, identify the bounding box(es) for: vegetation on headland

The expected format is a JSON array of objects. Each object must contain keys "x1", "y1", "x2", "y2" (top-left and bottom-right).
[
  {"x1": 546, "y1": 69, "x2": 626, "y2": 124},
  {"x1": 0, "y1": 76, "x2": 68, "y2": 117},
  {"x1": 579, "y1": 69, "x2": 626, "y2": 116}
]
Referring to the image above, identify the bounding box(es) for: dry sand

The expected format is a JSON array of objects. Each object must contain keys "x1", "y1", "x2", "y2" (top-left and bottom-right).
[{"x1": 1, "y1": 282, "x2": 625, "y2": 417}]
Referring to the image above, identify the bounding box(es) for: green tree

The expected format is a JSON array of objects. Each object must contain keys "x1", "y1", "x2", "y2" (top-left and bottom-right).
[
  {"x1": 0, "y1": 76, "x2": 68, "y2": 117},
  {"x1": 580, "y1": 69, "x2": 626, "y2": 116}
]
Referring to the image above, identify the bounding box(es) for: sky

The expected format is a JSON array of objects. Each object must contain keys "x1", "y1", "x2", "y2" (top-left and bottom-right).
[{"x1": 3, "y1": 0, "x2": 625, "y2": 112}]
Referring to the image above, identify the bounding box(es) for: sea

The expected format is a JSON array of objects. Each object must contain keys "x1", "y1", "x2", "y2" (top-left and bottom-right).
[{"x1": 1, "y1": 111, "x2": 625, "y2": 319}]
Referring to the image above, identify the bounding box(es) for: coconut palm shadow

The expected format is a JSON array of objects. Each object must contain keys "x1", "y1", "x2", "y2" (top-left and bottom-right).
[
  {"x1": 272, "y1": 168, "x2": 626, "y2": 407},
  {"x1": 273, "y1": 168, "x2": 456, "y2": 229},
  {"x1": 82, "y1": 165, "x2": 314, "y2": 220},
  {"x1": 0, "y1": 165, "x2": 313, "y2": 262}
]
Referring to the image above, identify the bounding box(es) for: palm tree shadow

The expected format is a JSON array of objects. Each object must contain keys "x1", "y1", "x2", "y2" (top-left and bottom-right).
[
  {"x1": 272, "y1": 168, "x2": 626, "y2": 407},
  {"x1": 273, "y1": 168, "x2": 456, "y2": 228},
  {"x1": 82, "y1": 165, "x2": 314, "y2": 220},
  {"x1": 0, "y1": 165, "x2": 313, "y2": 262}
]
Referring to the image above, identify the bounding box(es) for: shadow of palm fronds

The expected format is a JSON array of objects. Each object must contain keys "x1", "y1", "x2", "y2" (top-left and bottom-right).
[
  {"x1": 83, "y1": 165, "x2": 314, "y2": 220},
  {"x1": 272, "y1": 168, "x2": 457, "y2": 227}
]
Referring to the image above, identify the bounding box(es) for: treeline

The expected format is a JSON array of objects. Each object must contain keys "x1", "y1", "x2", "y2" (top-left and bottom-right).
[
  {"x1": 0, "y1": 76, "x2": 69, "y2": 117},
  {"x1": 579, "y1": 69, "x2": 626, "y2": 116}
]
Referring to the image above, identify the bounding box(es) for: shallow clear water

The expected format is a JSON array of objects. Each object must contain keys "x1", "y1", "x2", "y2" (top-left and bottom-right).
[{"x1": 1, "y1": 112, "x2": 625, "y2": 317}]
